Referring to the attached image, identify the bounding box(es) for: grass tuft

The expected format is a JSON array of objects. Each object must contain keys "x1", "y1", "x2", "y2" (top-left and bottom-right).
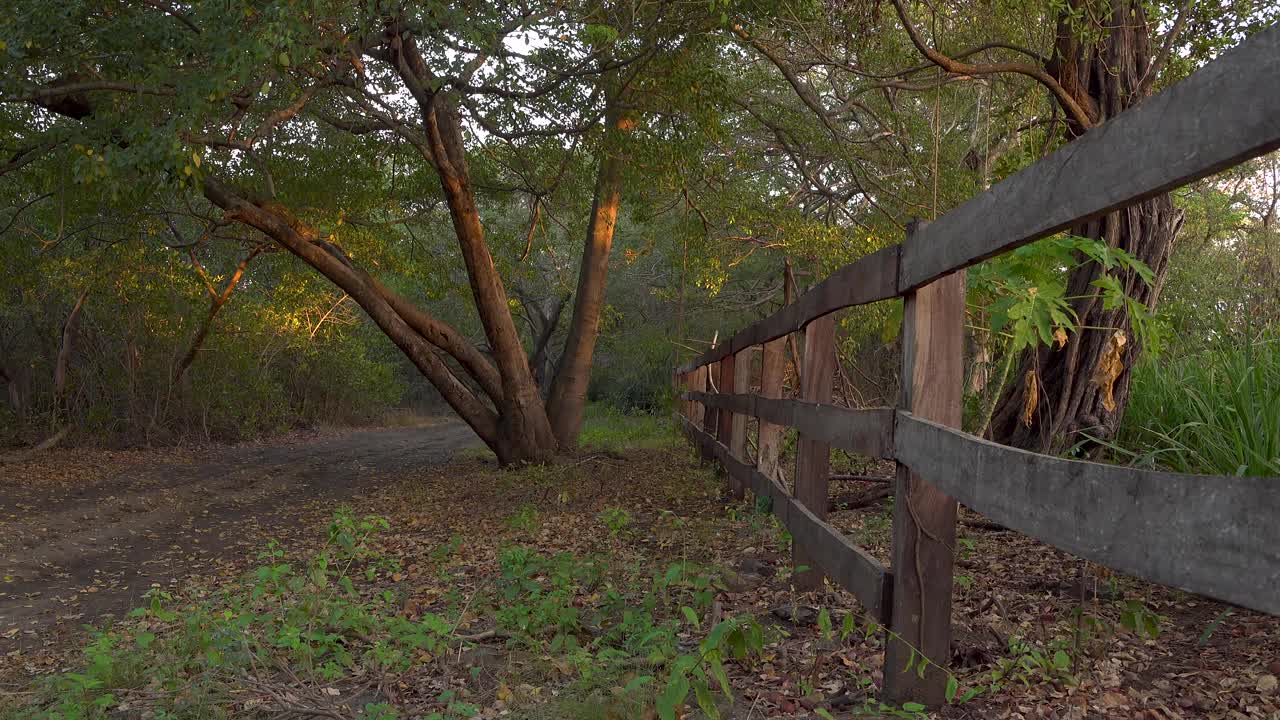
[{"x1": 1112, "y1": 337, "x2": 1280, "y2": 476}]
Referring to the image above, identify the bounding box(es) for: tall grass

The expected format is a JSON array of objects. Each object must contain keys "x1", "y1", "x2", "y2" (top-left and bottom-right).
[
  {"x1": 1114, "y1": 338, "x2": 1280, "y2": 476},
  {"x1": 575, "y1": 404, "x2": 676, "y2": 454}
]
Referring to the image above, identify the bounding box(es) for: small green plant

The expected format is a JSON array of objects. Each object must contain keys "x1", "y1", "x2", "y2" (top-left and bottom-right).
[
  {"x1": 990, "y1": 636, "x2": 1075, "y2": 687},
  {"x1": 653, "y1": 616, "x2": 765, "y2": 720},
  {"x1": 1118, "y1": 599, "x2": 1163, "y2": 639},
  {"x1": 504, "y1": 503, "x2": 542, "y2": 533},
  {"x1": 598, "y1": 506, "x2": 632, "y2": 537}
]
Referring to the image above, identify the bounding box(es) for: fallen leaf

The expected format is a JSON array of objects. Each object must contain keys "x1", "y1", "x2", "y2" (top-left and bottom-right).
[
  {"x1": 1092, "y1": 330, "x2": 1128, "y2": 412},
  {"x1": 1021, "y1": 370, "x2": 1039, "y2": 427}
]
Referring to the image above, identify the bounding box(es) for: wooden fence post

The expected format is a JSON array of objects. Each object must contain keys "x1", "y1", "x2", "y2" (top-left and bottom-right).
[
  {"x1": 792, "y1": 313, "x2": 836, "y2": 590},
  {"x1": 883, "y1": 255, "x2": 966, "y2": 705},
  {"x1": 757, "y1": 335, "x2": 786, "y2": 484},
  {"x1": 716, "y1": 353, "x2": 743, "y2": 498},
  {"x1": 703, "y1": 358, "x2": 719, "y2": 438},
  {"x1": 729, "y1": 349, "x2": 751, "y2": 498},
  {"x1": 689, "y1": 365, "x2": 707, "y2": 428}
]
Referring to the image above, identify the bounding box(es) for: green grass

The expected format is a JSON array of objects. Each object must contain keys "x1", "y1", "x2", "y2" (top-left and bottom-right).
[
  {"x1": 2, "y1": 506, "x2": 764, "y2": 720},
  {"x1": 576, "y1": 404, "x2": 676, "y2": 454},
  {"x1": 1112, "y1": 337, "x2": 1280, "y2": 476},
  {"x1": 453, "y1": 405, "x2": 675, "y2": 463}
]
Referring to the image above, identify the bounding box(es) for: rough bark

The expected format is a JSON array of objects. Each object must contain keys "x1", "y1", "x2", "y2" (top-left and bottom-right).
[
  {"x1": 989, "y1": 0, "x2": 1185, "y2": 453},
  {"x1": 547, "y1": 104, "x2": 629, "y2": 447},
  {"x1": 525, "y1": 292, "x2": 567, "y2": 394},
  {"x1": 200, "y1": 177, "x2": 504, "y2": 450},
  {"x1": 392, "y1": 32, "x2": 558, "y2": 463}
]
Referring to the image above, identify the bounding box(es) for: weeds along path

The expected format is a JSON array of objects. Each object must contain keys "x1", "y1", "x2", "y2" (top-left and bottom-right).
[{"x1": 0, "y1": 422, "x2": 482, "y2": 658}]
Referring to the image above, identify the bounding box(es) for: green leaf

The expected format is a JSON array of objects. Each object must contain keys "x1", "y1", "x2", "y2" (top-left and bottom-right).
[
  {"x1": 903, "y1": 701, "x2": 927, "y2": 712},
  {"x1": 657, "y1": 674, "x2": 690, "y2": 720},
  {"x1": 693, "y1": 679, "x2": 719, "y2": 719},
  {"x1": 945, "y1": 675, "x2": 958, "y2": 702},
  {"x1": 709, "y1": 656, "x2": 731, "y2": 696},
  {"x1": 1052, "y1": 649, "x2": 1070, "y2": 670},
  {"x1": 624, "y1": 675, "x2": 654, "y2": 692},
  {"x1": 681, "y1": 606, "x2": 700, "y2": 628}
]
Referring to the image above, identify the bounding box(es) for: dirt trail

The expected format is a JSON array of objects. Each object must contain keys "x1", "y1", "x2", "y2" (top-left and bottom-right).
[{"x1": 0, "y1": 422, "x2": 481, "y2": 657}]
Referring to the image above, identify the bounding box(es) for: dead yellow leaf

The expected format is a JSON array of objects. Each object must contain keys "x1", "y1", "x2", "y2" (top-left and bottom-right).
[
  {"x1": 497, "y1": 683, "x2": 514, "y2": 703},
  {"x1": 1053, "y1": 327, "x2": 1068, "y2": 349},
  {"x1": 1092, "y1": 330, "x2": 1128, "y2": 412},
  {"x1": 1021, "y1": 370, "x2": 1038, "y2": 427}
]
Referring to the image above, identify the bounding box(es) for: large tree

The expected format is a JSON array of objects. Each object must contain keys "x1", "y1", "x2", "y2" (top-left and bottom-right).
[
  {"x1": 724, "y1": 0, "x2": 1275, "y2": 453},
  {"x1": 1, "y1": 1, "x2": 718, "y2": 463}
]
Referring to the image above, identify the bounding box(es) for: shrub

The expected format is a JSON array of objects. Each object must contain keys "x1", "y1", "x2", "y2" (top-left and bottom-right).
[{"x1": 1112, "y1": 337, "x2": 1279, "y2": 476}]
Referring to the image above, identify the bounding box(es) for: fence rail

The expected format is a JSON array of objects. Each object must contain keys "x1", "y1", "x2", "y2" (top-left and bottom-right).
[
  {"x1": 677, "y1": 24, "x2": 1280, "y2": 376},
  {"x1": 673, "y1": 23, "x2": 1280, "y2": 708}
]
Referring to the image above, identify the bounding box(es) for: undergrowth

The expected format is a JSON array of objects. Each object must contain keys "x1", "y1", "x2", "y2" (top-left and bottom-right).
[
  {"x1": 1111, "y1": 337, "x2": 1279, "y2": 476},
  {"x1": 1, "y1": 508, "x2": 763, "y2": 720}
]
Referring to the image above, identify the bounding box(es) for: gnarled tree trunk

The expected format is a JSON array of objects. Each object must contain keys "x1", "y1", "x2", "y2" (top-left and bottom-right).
[
  {"x1": 547, "y1": 104, "x2": 629, "y2": 447},
  {"x1": 990, "y1": 0, "x2": 1186, "y2": 453}
]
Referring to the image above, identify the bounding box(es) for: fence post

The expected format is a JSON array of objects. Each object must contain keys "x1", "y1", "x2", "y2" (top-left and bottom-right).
[
  {"x1": 757, "y1": 335, "x2": 786, "y2": 484},
  {"x1": 729, "y1": 349, "x2": 752, "y2": 497},
  {"x1": 689, "y1": 365, "x2": 707, "y2": 428},
  {"x1": 792, "y1": 313, "x2": 836, "y2": 590},
  {"x1": 703, "y1": 357, "x2": 719, "y2": 438},
  {"x1": 883, "y1": 250, "x2": 965, "y2": 705},
  {"x1": 716, "y1": 353, "x2": 743, "y2": 498}
]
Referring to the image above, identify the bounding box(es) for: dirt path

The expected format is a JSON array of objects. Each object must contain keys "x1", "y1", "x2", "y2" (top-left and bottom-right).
[{"x1": 0, "y1": 421, "x2": 481, "y2": 659}]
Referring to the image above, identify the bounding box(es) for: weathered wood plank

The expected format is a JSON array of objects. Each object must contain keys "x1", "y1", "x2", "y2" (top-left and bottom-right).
[
  {"x1": 679, "y1": 416, "x2": 892, "y2": 622},
  {"x1": 794, "y1": 315, "x2": 837, "y2": 590},
  {"x1": 884, "y1": 267, "x2": 966, "y2": 706},
  {"x1": 685, "y1": 392, "x2": 895, "y2": 459},
  {"x1": 689, "y1": 366, "x2": 707, "y2": 427},
  {"x1": 894, "y1": 412, "x2": 1280, "y2": 617},
  {"x1": 703, "y1": 359, "x2": 720, "y2": 437},
  {"x1": 676, "y1": 246, "x2": 899, "y2": 373},
  {"x1": 730, "y1": 348, "x2": 752, "y2": 466},
  {"x1": 899, "y1": 25, "x2": 1280, "y2": 291},
  {"x1": 757, "y1": 335, "x2": 787, "y2": 483},
  {"x1": 717, "y1": 354, "x2": 742, "y2": 498}
]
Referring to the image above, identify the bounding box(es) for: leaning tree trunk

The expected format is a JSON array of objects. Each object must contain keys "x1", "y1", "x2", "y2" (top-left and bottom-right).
[
  {"x1": 989, "y1": 0, "x2": 1185, "y2": 453},
  {"x1": 546, "y1": 102, "x2": 630, "y2": 447}
]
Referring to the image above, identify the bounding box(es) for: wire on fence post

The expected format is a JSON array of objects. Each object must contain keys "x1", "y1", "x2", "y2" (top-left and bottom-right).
[{"x1": 884, "y1": 220, "x2": 966, "y2": 706}]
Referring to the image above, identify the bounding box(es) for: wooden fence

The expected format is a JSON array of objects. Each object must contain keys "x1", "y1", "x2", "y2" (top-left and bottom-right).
[{"x1": 672, "y1": 25, "x2": 1280, "y2": 707}]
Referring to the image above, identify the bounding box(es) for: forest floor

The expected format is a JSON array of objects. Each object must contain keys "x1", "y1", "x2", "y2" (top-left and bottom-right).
[
  {"x1": 0, "y1": 420, "x2": 481, "y2": 660},
  {"x1": 1, "y1": 414, "x2": 1277, "y2": 719}
]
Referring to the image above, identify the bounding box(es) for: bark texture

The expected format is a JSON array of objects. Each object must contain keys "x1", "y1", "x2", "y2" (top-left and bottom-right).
[
  {"x1": 391, "y1": 31, "x2": 558, "y2": 463},
  {"x1": 547, "y1": 104, "x2": 629, "y2": 447},
  {"x1": 990, "y1": 0, "x2": 1185, "y2": 453}
]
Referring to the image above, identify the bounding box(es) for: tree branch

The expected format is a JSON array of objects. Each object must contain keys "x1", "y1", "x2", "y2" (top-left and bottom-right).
[{"x1": 887, "y1": 0, "x2": 1095, "y2": 130}]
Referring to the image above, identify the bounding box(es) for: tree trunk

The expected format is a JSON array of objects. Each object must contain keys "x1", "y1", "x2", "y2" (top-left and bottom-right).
[
  {"x1": 547, "y1": 104, "x2": 630, "y2": 447},
  {"x1": 0, "y1": 363, "x2": 20, "y2": 414},
  {"x1": 174, "y1": 247, "x2": 261, "y2": 384},
  {"x1": 53, "y1": 288, "x2": 89, "y2": 420},
  {"x1": 201, "y1": 177, "x2": 505, "y2": 452},
  {"x1": 528, "y1": 293, "x2": 567, "y2": 395},
  {"x1": 990, "y1": 0, "x2": 1185, "y2": 453},
  {"x1": 423, "y1": 98, "x2": 558, "y2": 463}
]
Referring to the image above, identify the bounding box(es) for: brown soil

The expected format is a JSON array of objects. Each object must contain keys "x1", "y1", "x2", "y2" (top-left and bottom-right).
[{"x1": 0, "y1": 422, "x2": 481, "y2": 666}]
